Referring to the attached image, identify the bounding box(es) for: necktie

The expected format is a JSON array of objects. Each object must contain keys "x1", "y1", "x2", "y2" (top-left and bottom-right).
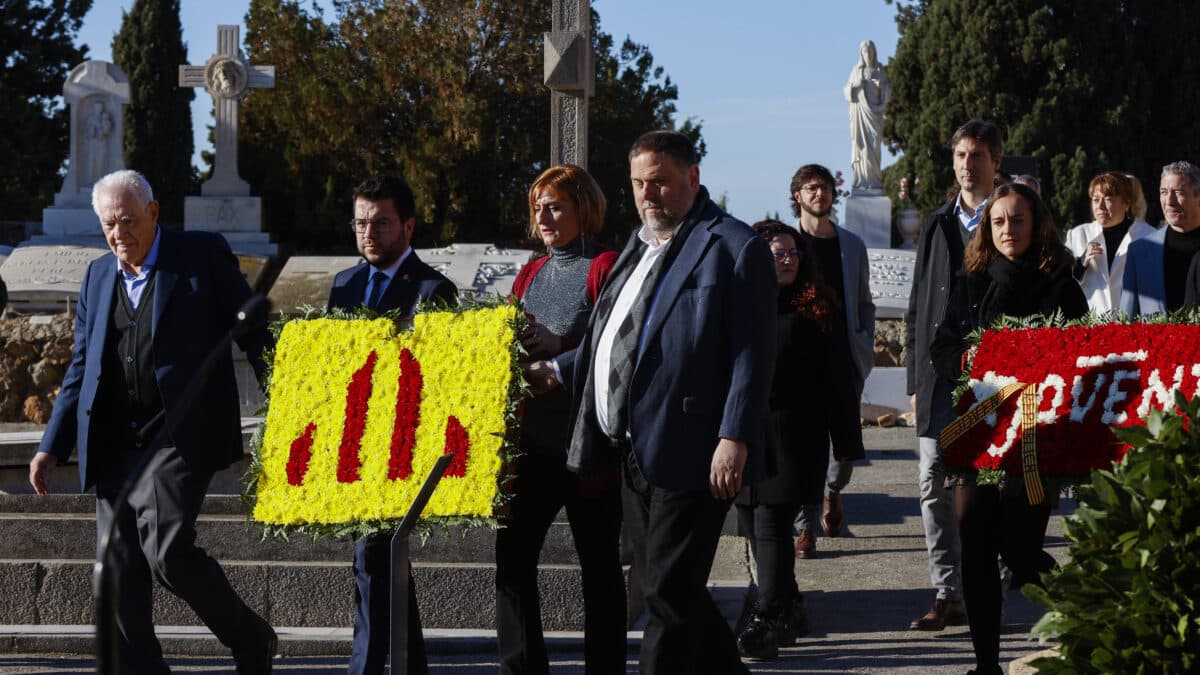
[
  {"x1": 366, "y1": 271, "x2": 388, "y2": 310},
  {"x1": 605, "y1": 253, "x2": 666, "y2": 440}
]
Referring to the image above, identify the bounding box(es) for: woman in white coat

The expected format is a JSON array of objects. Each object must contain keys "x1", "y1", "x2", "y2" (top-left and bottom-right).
[{"x1": 1065, "y1": 171, "x2": 1157, "y2": 314}]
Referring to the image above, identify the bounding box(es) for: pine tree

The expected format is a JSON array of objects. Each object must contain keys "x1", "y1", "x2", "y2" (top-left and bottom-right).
[
  {"x1": 0, "y1": 0, "x2": 91, "y2": 221},
  {"x1": 112, "y1": 0, "x2": 194, "y2": 225}
]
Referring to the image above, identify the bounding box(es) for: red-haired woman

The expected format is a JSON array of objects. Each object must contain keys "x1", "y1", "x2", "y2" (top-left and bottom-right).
[{"x1": 498, "y1": 164, "x2": 625, "y2": 674}]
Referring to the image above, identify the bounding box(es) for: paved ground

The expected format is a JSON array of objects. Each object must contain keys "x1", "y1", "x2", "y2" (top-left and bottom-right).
[{"x1": 0, "y1": 427, "x2": 1068, "y2": 673}]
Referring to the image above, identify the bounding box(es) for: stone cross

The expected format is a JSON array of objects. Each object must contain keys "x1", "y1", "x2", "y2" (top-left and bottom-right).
[
  {"x1": 178, "y1": 25, "x2": 275, "y2": 197},
  {"x1": 544, "y1": 1, "x2": 593, "y2": 168}
]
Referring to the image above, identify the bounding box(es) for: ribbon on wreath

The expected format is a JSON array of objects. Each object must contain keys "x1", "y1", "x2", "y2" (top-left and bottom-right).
[{"x1": 938, "y1": 381, "x2": 1045, "y2": 505}]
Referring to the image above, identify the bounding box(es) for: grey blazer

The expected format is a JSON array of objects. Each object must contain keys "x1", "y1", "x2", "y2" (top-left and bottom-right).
[{"x1": 835, "y1": 225, "x2": 876, "y2": 394}]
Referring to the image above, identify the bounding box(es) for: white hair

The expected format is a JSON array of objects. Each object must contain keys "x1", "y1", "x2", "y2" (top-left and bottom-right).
[
  {"x1": 91, "y1": 170, "x2": 154, "y2": 213},
  {"x1": 1162, "y1": 161, "x2": 1200, "y2": 194}
]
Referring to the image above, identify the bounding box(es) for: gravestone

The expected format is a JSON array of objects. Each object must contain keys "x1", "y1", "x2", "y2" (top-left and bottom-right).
[
  {"x1": 266, "y1": 255, "x2": 360, "y2": 316},
  {"x1": 0, "y1": 244, "x2": 109, "y2": 314},
  {"x1": 420, "y1": 243, "x2": 534, "y2": 298},
  {"x1": 179, "y1": 25, "x2": 277, "y2": 256},
  {"x1": 843, "y1": 194, "x2": 892, "y2": 249},
  {"x1": 267, "y1": 244, "x2": 535, "y2": 315},
  {"x1": 867, "y1": 247, "x2": 914, "y2": 319},
  {"x1": 40, "y1": 61, "x2": 131, "y2": 239},
  {"x1": 546, "y1": 0, "x2": 592, "y2": 168}
]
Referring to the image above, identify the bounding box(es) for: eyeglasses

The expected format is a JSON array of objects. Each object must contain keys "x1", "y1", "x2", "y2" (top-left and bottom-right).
[
  {"x1": 350, "y1": 218, "x2": 392, "y2": 234},
  {"x1": 800, "y1": 183, "x2": 832, "y2": 195},
  {"x1": 772, "y1": 248, "x2": 801, "y2": 261}
]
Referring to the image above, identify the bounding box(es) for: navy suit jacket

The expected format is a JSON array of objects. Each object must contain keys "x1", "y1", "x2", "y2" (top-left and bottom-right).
[
  {"x1": 326, "y1": 250, "x2": 457, "y2": 316},
  {"x1": 1119, "y1": 225, "x2": 1169, "y2": 317},
  {"x1": 561, "y1": 194, "x2": 778, "y2": 491},
  {"x1": 39, "y1": 230, "x2": 273, "y2": 491}
]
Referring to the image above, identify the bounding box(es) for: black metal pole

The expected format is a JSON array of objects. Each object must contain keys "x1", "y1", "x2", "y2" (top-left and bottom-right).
[
  {"x1": 390, "y1": 453, "x2": 454, "y2": 675},
  {"x1": 94, "y1": 294, "x2": 269, "y2": 675}
]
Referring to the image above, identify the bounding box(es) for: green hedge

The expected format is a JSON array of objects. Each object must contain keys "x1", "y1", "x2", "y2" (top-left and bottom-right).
[{"x1": 1027, "y1": 392, "x2": 1200, "y2": 673}]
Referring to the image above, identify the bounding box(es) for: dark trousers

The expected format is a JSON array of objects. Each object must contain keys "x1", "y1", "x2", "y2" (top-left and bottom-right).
[
  {"x1": 348, "y1": 533, "x2": 428, "y2": 675},
  {"x1": 736, "y1": 502, "x2": 802, "y2": 614},
  {"x1": 959, "y1": 483, "x2": 1056, "y2": 669},
  {"x1": 622, "y1": 449, "x2": 748, "y2": 675},
  {"x1": 96, "y1": 446, "x2": 266, "y2": 675},
  {"x1": 495, "y1": 452, "x2": 626, "y2": 675}
]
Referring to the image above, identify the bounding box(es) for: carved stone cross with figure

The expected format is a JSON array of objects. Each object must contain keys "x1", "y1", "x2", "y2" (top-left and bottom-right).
[{"x1": 178, "y1": 25, "x2": 274, "y2": 197}]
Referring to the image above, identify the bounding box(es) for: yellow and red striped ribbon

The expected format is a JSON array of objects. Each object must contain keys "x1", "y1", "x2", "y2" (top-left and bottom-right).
[{"x1": 938, "y1": 381, "x2": 1044, "y2": 505}]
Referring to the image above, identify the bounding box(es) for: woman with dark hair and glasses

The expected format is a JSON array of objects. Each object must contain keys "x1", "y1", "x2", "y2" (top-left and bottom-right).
[
  {"x1": 733, "y1": 219, "x2": 864, "y2": 660},
  {"x1": 931, "y1": 183, "x2": 1086, "y2": 675},
  {"x1": 497, "y1": 164, "x2": 626, "y2": 675}
]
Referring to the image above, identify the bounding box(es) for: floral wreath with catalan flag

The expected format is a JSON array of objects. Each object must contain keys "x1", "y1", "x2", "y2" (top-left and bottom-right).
[{"x1": 243, "y1": 299, "x2": 527, "y2": 540}]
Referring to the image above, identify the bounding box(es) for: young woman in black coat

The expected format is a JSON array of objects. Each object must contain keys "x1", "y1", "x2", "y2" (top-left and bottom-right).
[
  {"x1": 930, "y1": 183, "x2": 1087, "y2": 675},
  {"x1": 734, "y1": 220, "x2": 865, "y2": 660}
]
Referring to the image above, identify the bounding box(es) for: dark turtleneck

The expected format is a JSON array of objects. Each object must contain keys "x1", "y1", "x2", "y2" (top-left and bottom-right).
[{"x1": 521, "y1": 236, "x2": 596, "y2": 343}]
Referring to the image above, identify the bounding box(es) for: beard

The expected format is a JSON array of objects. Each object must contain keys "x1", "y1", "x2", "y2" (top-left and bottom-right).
[
  {"x1": 639, "y1": 204, "x2": 679, "y2": 239},
  {"x1": 799, "y1": 200, "x2": 832, "y2": 219}
]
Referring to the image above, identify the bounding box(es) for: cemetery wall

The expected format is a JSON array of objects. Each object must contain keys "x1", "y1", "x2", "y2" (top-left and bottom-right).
[{"x1": 0, "y1": 315, "x2": 73, "y2": 423}]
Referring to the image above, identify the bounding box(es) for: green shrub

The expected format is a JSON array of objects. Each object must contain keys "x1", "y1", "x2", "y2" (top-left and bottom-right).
[{"x1": 1026, "y1": 392, "x2": 1200, "y2": 674}]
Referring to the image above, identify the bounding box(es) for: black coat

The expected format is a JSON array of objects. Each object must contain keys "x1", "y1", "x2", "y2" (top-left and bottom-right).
[
  {"x1": 906, "y1": 201, "x2": 970, "y2": 436},
  {"x1": 931, "y1": 255, "x2": 1088, "y2": 383},
  {"x1": 738, "y1": 297, "x2": 864, "y2": 506}
]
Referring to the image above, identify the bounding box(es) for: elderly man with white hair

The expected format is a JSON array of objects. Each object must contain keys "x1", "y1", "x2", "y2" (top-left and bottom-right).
[{"x1": 28, "y1": 170, "x2": 277, "y2": 674}]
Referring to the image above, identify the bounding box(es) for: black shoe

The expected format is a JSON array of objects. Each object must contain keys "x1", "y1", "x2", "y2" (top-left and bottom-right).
[
  {"x1": 736, "y1": 612, "x2": 779, "y2": 660},
  {"x1": 965, "y1": 666, "x2": 1003, "y2": 675},
  {"x1": 776, "y1": 595, "x2": 809, "y2": 644},
  {"x1": 232, "y1": 616, "x2": 277, "y2": 675}
]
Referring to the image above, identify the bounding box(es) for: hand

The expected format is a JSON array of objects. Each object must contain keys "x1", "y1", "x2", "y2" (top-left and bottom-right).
[
  {"x1": 521, "y1": 360, "x2": 560, "y2": 395},
  {"x1": 29, "y1": 452, "x2": 58, "y2": 496},
  {"x1": 1084, "y1": 242, "x2": 1103, "y2": 268},
  {"x1": 910, "y1": 393, "x2": 917, "y2": 413},
  {"x1": 709, "y1": 438, "x2": 747, "y2": 500},
  {"x1": 519, "y1": 322, "x2": 562, "y2": 357}
]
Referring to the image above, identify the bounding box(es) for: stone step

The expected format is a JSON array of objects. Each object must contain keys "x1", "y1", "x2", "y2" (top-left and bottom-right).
[
  {"x1": 0, "y1": 511, "x2": 584, "y2": 565},
  {"x1": 0, "y1": 536, "x2": 749, "y2": 631},
  {"x1": 0, "y1": 624, "x2": 648, "y2": 658}
]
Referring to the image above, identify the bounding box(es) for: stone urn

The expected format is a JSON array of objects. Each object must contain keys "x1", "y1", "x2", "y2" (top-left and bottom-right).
[{"x1": 896, "y1": 207, "x2": 921, "y2": 249}]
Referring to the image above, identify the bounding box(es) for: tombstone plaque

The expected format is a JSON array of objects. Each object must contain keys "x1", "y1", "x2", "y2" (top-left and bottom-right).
[
  {"x1": 266, "y1": 255, "x2": 361, "y2": 315},
  {"x1": 40, "y1": 61, "x2": 131, "y2": 238},
  {"x1": 867, "y1": 247, "x2": 914, "y2": 319},
  {"x1": 420, "y1": 243, "x2": 535, "y2": 298},
  {"x1": 0, "y1": 244, "x2": 109, "y2": 313}
]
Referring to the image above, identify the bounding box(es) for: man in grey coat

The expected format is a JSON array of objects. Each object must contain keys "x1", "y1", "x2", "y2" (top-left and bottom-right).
[
  {"x1": 905, "y1": 119, "x2": 1003, "y2": 630},
  {"x1": 788, "y1": 164, "x2": 875, "y2": 555}
]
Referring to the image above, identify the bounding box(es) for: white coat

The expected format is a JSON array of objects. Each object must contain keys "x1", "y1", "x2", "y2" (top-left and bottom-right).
[{"x1": 1064, "y1": 219, "x2": 1157, "y2": 314}]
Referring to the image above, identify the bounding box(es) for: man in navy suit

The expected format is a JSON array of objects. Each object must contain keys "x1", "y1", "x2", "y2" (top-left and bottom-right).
[
  {"x1": 528, "y1": 131, "x2": 777, "y2": 673},
  {"x1": 329, "y1": 175, "x2": 457, "y2": 675},
  {"x1": 1121, "y1": 161, "x2": 1200, "y2": 317},
  {"x1": 28, "y1": 170, "x2": 276, "y2": 674}
]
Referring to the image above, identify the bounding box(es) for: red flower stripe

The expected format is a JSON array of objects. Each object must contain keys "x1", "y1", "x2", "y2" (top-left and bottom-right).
[
  {"x1": 945, "y1": 323, "x2": 1200, "y2": 476},
  {"x1": 337, "y1": 350, "x2": 378, "y2": 483},
  {"x1": 388, "y1": 348, "x2": 422, "y2": 481},
  {"x1": 285, "y1": 422, "x2": 317, "y2": 486},
  {"x1": 442, "y1": 415, "x2": 470, "y2": 477}
]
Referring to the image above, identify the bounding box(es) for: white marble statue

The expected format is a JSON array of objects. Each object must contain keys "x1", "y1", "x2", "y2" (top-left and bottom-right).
[
  {"x1": 843, "y1": 40, "x2": 890, "y2": 192},
  {"x1": 84, "y1": 100, "x2": 113, "y2": 186}
]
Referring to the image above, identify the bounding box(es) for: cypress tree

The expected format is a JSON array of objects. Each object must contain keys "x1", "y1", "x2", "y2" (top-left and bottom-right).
[
  {"x1": 112, "y1": 0, "x2": 194, "y2": 225},
  {"x1": 0, "y1": 0, "x2": 91, "y2": 221}
]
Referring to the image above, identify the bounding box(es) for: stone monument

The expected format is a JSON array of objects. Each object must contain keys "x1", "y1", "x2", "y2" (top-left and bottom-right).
[
  {"x1": 179, "y1": 25, "x2": 277, "y2": 256},
  {"x1": 0, "y1": 245, "x2": 109, "y2": 314},
  {"x1": 40, "y1": 61, "x2": 131, "y2": 239},
  {"x1": 545, "y1": 0, "x2": 593, "y2": 168},
  {"x1": 841, "y1": 40, "x2": 892, "y2": 249}
]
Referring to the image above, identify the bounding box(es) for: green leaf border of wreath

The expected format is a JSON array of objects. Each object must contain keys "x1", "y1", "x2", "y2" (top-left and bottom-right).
[
  {"x1": 239, "y1": 294, "x2": 530, "y2": 545},
  {"x1": 947, "y1": 307, "x2": 1200, "y2": 490}
]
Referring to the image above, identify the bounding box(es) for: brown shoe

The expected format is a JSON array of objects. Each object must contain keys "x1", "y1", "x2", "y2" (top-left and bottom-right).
[
  {"x1": 794, "y1": 530, "x2": 816, "y2": 559},
  {"x1": 821, "y1": 495, "x2": 844, "y2": 537},
  {"x1": 909, "y1": 598, "x2": 966, "y2": 631}
]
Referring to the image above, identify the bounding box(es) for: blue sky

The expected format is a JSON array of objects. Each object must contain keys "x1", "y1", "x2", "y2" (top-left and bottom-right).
[{"x1": 76, "y1": 0, "x2": 902, "y2": 225}]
